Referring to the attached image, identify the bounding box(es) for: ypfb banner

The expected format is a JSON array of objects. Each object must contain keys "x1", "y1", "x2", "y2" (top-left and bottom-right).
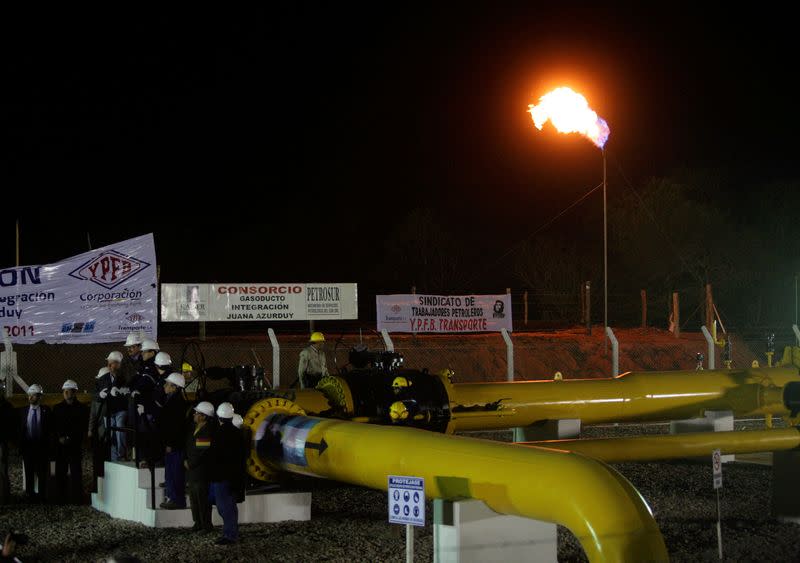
[
  {"x1": 0, "y1": 233, "x2": 157, "y2": 344},
  {"x1": 377, "y1": 294, "x2": 512, "y2": 333}
]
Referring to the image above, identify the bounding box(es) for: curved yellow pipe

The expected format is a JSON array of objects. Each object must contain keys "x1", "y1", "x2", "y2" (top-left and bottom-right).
[
  {"x1": 255, "y1": 412, "x2": 668, "y2": 562},
  {"x1": 520, "y1": 427, "x2": 800, "y2": 463},
  {"x1": 447, "y1": 367, "x2": 799, "y2": 431}
]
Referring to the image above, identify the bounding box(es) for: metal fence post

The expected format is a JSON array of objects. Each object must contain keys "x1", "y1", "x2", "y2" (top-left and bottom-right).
[
  {"x1": 701, "y1": 325, "x2": 715, "y2": 370},
  {"x1": 605, "y1": 326, "x2": 619, "y2": 376},
  {"x1": 381, "y1": 329, "x2": 395, "y2": 352},
  {"x1": 793, "y1": 324, "x2": 800, "y2": 347},
  {"x1": 267, "y1": 328, "x2": 280, "y2": 388},
  {"x1": 501, "y1": 328, "x2": 514, "y2": 382}
]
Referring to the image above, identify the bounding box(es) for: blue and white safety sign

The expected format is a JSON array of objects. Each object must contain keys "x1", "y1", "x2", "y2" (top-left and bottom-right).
[{"x1": 388, "y1": 475, "x2": 425, "y2": 526}]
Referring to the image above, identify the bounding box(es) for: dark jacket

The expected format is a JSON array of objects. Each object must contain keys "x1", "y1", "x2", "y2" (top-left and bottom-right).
[
  {"x1": 184, "y1": 421, "x2": 215, "y2": 483},
  {"x1": 53, "y1": 399, "x2": 89, "y2": 453},
  {"x1": 96, "y1": 371, "x2": 129, "y2": 414},
  {"x1": 121, "y1": 354, "x2": 143, "y2": 386},
  {"x1": 156, "y1": 392, "x2": 187, "y2": 450},
  {"x1": 209, "y1": 421, "x2": 246, "y2": 484},
  {"x1": 0, "y1": 397, "x2": 15, "y2": 444},
  {"x1": 17, "y1": 404, "x2": 53, "y2": 456}
]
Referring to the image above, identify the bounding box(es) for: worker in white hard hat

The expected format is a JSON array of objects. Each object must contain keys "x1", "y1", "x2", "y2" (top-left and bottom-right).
[
  {"x1": 53, "y1": 380, "x2": 89, "y2": 503},
  {"x1": 88, "y1": 366, "x2": 112, "y2": 488},
  {"x1": 130, "y1": 346, "x2": 165, "y2": 468},
  {"x1": 297, "y1": 332, "x2": 329, "y2": 389},
  {"x1": 96, "y1": 350, "x2": 131, "y2": 461},
  {"x1": 121, "y1": 332, "x2": 144, "y2": 384},
  {"x1": 184, "y1": 401, "x2": 216, "y2": 532},
  {"x1": 18, "y1": 383, "x2": 52, "y2": 503},
  {"x1": 156, "y1": 373, "x2": 187, "y2": 509},
  {"x1": 208, "y1": 401, "x2": 246, "y2": 545}
]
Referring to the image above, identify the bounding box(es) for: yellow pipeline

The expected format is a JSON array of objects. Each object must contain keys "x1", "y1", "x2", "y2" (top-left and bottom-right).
[
  {"x1": 447, "y1": 367, "x2": 799, "y2": 432},
  {"x1": 519, "y1": 427, "x2": 800, "y2": 463},
  {"x1": 251, "y1": 406, "x2": 668, "y2": 563}
]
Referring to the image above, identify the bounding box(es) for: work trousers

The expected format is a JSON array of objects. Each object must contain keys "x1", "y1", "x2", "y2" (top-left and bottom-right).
[
  {"x1": 56, "y1": 447, "x2": 83, "y2": 504},
  {"x1": 22, "y1": 449, "x2": 49, "y2": 501},
  {"x1": 211, "y1": 480, "x2": 239, "y2": 541},
  {"x1": 165, "y1": 449, "x2": 186, "y2": 507},
  {"x1": 188, "y1": 479, "x2": 213, "y2": 530}
]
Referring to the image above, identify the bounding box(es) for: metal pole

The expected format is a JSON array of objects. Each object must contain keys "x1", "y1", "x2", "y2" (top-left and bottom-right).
[
  {"x1": 501, "y1": 328, "x2": 514, "y2": 382},
  {"x1": 701, "y1": 325, "x2": 715, "y2": 370},
  {"x1": 15, "y1": 219, "x2": 20, "y2": 266},
  {"x1": 406, "y1": 523, "x2": 414, "y2": 563},
  {"x1": 605, "y1": 326, "x2": 618, "y2": 377},
  {"x1": 381, "y1": 329, "x2": 395, "y2": 353},
  {"x1": 268, "y1": 328, "x2": 280, "y2": 388}
]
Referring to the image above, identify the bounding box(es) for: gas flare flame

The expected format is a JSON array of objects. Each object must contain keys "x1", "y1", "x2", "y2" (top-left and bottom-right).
[{"x1": 528, "y1": 87, "x2": 610, "y2": 148}]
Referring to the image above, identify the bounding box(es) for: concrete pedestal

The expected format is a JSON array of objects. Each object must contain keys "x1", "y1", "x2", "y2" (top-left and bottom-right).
[
  {"x1": 433, "y1": 499, "x2": 557, "y2": 563},
  {"x1": 669, "y1": 410, "x2": 734, "y2": 462},
  {"x1": 513, "y1": 419, "x2": 581, "y2": 443},
  {"x1": 771, "y1": 450, "x2": 800, "y2": 523},
  {"x1": 91, "y1": 461, "x2": 311, "y2": 527}
]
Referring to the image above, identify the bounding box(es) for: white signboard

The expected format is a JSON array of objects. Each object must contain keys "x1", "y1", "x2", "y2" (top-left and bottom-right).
[
  {"x1": 712, "y1": 448, "x2": 722, "y2": 489},
  {"x1": 377, "y1": 294, "x2": 512, "y2": 333},
  {"x1": 0, "y1": 234, "x2": 157, "y2": 344},
  {"x1": 388, "y1": 475, "x2": 425, "y2": 526},
  {"x1": 161, "y1": 283, "x2": 358, "y2": 322}
]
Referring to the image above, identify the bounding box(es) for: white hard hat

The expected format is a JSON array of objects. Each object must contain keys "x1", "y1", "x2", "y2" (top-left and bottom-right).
[
  {"x1": 62, "y1": 379, "x2": 79, "y2": 390},
  {"x1": 216, "y1": 402, "x2": 234, "y2": 419},
  {"x1": 106, "y1": 351, "x2": 123, "y2": 363},
  {"x1": 140, "y1": 339, "x2": 159, "y2": 352},
  {"x1": 165, "y1": 372, "x2": 185, "y2": 388},
  {"x1": 232, "y1": 413, "x2": 244, "y2": 428},
  {"x1": 27, "y1": 383, "x2": 43, "y2": 395},
  {"x1": 155, "y1": 352, "x2": 172, "y2": 367},
  {"x1": 125, "y1": 333, "x2": 142, "y2": 347},
  {"x1": 194, "y1": 401, "x2": 215, "y2": 417},
  {"x1": 97, "y1": 366, "x2": 110, "y2": 378}
]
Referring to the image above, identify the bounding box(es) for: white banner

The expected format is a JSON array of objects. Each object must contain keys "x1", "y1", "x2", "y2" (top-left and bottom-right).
[
  {"x1": 160, "y1": 283, "x2": 358, "y2": 321},
  {"x1": 0, "y1": 234, "x2": 157, "y2": 344},
  {"x1": 377, "y1": 294, "x2": 512, "y2": 333}
]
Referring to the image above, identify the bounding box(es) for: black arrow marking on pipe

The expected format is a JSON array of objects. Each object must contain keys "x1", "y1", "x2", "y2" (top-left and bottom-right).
[{"x1": 305, "y1": 437, "x2": 328, "y2": 455}]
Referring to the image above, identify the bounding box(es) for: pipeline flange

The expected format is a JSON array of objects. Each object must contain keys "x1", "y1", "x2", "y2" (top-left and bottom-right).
[
  {"x1": 315, "y1": 375, "x2": 354, "y2": 414},
  {"x1": 244, "y1": 396, "x2": 306, "y2": 482}
]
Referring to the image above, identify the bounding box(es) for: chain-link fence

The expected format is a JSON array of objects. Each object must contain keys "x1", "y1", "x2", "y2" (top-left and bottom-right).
[{"x1": 7, "y1": 326, "x2": 794, "y2": 395}]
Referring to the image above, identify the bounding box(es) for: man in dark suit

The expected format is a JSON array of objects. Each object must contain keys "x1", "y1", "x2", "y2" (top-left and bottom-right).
[
  {"x1": 53, "y1": 379, "x2": 89, "y2": 504},
  {"x1": 18, "y1": 383, "x2": 52, "y2": 503}
]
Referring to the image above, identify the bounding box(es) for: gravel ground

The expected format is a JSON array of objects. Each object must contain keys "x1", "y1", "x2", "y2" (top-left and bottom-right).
[{"x1": 2, "y1": 419, "x2": 799, "y2": 562}]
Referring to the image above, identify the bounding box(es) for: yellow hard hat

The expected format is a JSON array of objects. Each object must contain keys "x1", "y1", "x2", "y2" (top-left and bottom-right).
[
  {"x1": 392, "y1": 376, "x2": 410, "y2": 388},
  {"x1": 389, "y1": 401, "x2": 409, "y2": 421},
  {"x1": 310, "y1": 331, "x2": 325, "y2": 343},
  {"x1": 182, "y1": 362, "x2": 193, "y2": 372}
]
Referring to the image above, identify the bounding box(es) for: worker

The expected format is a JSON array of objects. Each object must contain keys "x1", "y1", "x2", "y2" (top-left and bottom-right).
[
  {"x1": 132, "y1": 350, "x2": 168, "y2": 468},
  {"x1": 88, "y1": 366, "x2": 111, "y2": 491},
  {"x1": 53, "y1": 380, "x2": 89, "y2": 504},
  {"x1": 209, "y1": 402, "x2": 245, "y2": 545},
  {"x1": 184, "y1": 401, "x2": 215, "y2": 533},
  {"x1": 183, "y1": 362, "x2": 202, "y2": 393},
  {"x1": 96, "y1": 351, "x2": 131, "y2": 461},
  {"x1": 17, "y1": 384, "x2": 52, "y2": 503},
  {"x1": 297, "y1": 332, "x2": 329, "y2": 389},
  {"x1": 121, "y1": 332, "x2": 144, "y2": 384},
  {"x1": 157, "y1": 373, "x2": 187, "y2": 509}
]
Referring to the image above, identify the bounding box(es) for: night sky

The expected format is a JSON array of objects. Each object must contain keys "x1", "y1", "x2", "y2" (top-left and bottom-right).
[{"x1": 2, "y1": 6, "x2": 798, "y2": 293}]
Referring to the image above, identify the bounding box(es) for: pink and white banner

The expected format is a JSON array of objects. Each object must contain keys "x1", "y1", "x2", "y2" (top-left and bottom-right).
[{"x1": 377, "y1": 294, "x2": 512, "y2": 333}]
